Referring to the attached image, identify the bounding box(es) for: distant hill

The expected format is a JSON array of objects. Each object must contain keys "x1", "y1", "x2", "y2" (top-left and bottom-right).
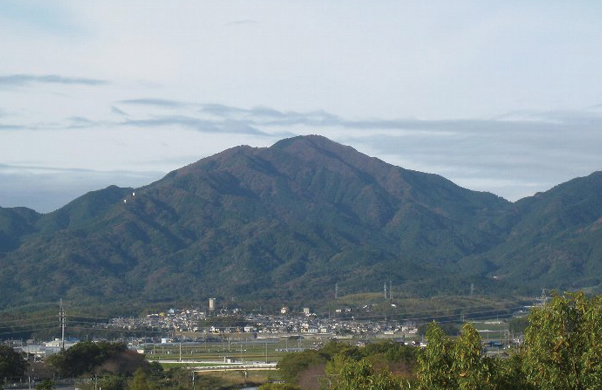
[{"x1": 0, "y1": 135, "x2": 600, "y2": 310}]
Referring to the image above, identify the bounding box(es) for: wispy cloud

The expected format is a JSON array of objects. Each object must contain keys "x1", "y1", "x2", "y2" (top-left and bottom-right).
[
  {"x1": 191, "y1": 103, "x2": 602, "y2": 142},
  {"x1": 0, "y1": 163, "x2": 94, "y2": 174},
  {"x1": 111, "y1": 106, "x2": 129, "y2": 117},
  {"x1": 0, "y1": 74, "x2": 108, "y2": 88},
  {"x1": 67, "y1": 116, "x2": 97, "y2": 128},
  {"x1": 198, "y1": 104, "x2": 341, "y2": 127},
  {"x1": 336, "y1": 112, "x2": 602, "y2": 201},
  {"x1": 113, "y1": 100, "x2": 326, "y2": 135},
  {"x1": 0, "y1": 124, "x2": 27, "y2": 130},
  {"x1": 12, "y1": 98, "x2": 602, "y2": 141},
  {"x1": 122, "y1": 115, "x2": 269, "y2": 135},
  {"x1": 119, "y1": 98, "x2": 189, "y2": 108}
]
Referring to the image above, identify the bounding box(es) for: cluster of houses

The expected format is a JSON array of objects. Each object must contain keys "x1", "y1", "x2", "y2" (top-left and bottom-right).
[
  {"x1": 8, "y1": 337, "x2": 81, "y2": 359},
  {"x1": 102, "y1": 307, "x2": 419, "y2": 339},
  {"x1": 106, "y1": 307, "x2": 208, "y2": 332}
]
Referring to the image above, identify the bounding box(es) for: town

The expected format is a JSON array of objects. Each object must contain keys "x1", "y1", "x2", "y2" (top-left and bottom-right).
[{"x1": 3, "y1": 295, "x2": 535, "y2": 366}]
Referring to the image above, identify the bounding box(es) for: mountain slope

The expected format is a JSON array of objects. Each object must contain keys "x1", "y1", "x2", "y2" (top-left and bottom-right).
[
  {"x1": 0, "y1": 207, "x2": 40, "y2": 252},
  {"x1": 473, "y1": 172, "x2": 602, "y2": 291}
]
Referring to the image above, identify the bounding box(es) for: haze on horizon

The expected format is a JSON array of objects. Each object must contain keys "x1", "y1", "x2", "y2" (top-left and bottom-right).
[{"x1": 2, "y1": 1, "x2": 602, "y2": 213}]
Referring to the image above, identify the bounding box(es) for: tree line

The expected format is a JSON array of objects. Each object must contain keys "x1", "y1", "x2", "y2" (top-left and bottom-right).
[{"x1": 272, "y1": 291, "x2": 602, "y2": 390}]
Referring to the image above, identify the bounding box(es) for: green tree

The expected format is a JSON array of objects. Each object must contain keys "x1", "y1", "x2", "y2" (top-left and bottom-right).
[
  {"x1": 417, "y1": 322, "x2": 461, "y2": 337},
  {"x1": 325, "y1": 356, "x2": 408, "y2": 390},
  {"x1": 508, "y1": 316, "x2": 529, "y2": 336},
  {"x1": 277, "y1": 349, "x2": 326, "y2": 384},
  {"x1": 494, "y1": 350, "x2": 534, "y2": 390},
  {"x1": 46, "y1": 342, "x2": 135, "y2": 377},
  {"x1": 360, "y1": 341, "x2": 417, "y2": 364},
  {"x1": 417, "y1": 322, "x2": 499, "y2": 390},
  {"x1": 0, "y1": 345, "x2": 27, "y2": 383},
  {"x1": 97, "y1": 376, "x2": 127, "y2": 390},
  {"x1": 416, "y1": 322, "x2": 455, "y2": 389},
  {"x1": 319, "y1": 341, "x2": 361, "y2": 361},
  {"x1": 128, "y1": 369, "x2": 153, "y2": 390},
  {"x1": 452, "y1": 323, "x2": 495, "y2": 390},
  {"x1": 34, "y1": 379, "x2": 55, "y2": 390},
  {"x1": 523, "y1": 292, "x2": 602, "y2": 390}
]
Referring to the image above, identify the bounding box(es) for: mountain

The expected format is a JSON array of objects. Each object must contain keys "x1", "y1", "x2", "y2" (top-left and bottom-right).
[{"x1": 0, "y1": 135, "x2": 600, "y2": 310}]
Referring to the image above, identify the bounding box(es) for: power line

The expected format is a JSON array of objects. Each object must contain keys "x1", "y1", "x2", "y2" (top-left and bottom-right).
[
  {"x1": 0, "y1": 321, "x2": 58, "y2": 329},
  {"x1": 324, "y1": 304, "x2": 526, "y2": 323},
  {"x1": 0, "y1": 316, "x2": 56, "y2": 325},
  {"x1": 0, "y1": 325, "x2": 58, "y2": 336},
  {"x1": 315, "y1": 298, "x2": 527, "y2": 318}
]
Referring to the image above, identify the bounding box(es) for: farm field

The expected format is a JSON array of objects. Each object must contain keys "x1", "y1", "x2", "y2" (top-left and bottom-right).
[{"x1": 145, "y1": 337, "x2": 324, "y2": 365}]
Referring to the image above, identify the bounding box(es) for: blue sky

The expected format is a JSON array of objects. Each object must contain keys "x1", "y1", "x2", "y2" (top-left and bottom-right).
[{"x1": 2, "y1": 1, "x2": 602, "y2": 212}]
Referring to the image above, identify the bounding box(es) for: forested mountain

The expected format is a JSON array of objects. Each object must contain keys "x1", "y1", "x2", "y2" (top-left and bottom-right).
[{"x1": 0, "y1": 135, "x2": 600, "y2": 309}]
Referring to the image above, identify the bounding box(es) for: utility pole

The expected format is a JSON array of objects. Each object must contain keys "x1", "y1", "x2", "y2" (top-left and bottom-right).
[
  {"x1": 59, "y1": 299, "x2": 66, "y2": 351},
  {"x1": 389, "y1": 280, "x2": 392, "y2": 300},
  {"x1": 470, "y1": 283, "x2": 474, "y2": 297},
  {"x1": 335, "y1": 283, "x2": 338, "y2": 300},
  {"x1": 384, "y1": 282, "x2": 387, "y2": 300},
  {"x1": 541, "y1": 289, "x2": 548, "y2": 306}
]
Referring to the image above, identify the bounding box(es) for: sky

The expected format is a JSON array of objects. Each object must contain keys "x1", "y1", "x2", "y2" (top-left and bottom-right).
[{"x1": 1, "y1": 1, "x2": 602, "y2": 213}]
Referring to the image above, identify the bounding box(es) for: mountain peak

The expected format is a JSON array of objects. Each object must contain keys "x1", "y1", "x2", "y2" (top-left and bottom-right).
[
  {"x1": 272, "y1": 134, "x2": 336, "y2": 148},
  {"x1": 271, "y1": 134, "x2": 359, "y2": 156},
  {"x1": 169, "y1": 135, "x2": 364, "y2": 181}
]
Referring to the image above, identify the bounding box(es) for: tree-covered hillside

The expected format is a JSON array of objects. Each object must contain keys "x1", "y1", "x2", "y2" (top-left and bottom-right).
[{"x1": 0, "y1": 135, "x2": 601, "y2": 311}]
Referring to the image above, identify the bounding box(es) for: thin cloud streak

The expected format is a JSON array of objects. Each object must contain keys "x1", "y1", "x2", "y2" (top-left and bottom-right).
[
  {"x1": 119, "y1": 98, "x2": 189, "y2": 108},
  {"x1": 0, "y1": 162, "x2": 164, "y2": 178},
  {"x1": 0, "y1": 74, "x2": 108, "y2": 88},
  {"x1": 0, "y1": 124, "x2": 27, "y2": 130},
  {"x1": 111, "y1": 106, "x2": 129, "y2": 117},
  {"x1": 121, "y1": 115, "x2": 269, "y2": 136}
]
